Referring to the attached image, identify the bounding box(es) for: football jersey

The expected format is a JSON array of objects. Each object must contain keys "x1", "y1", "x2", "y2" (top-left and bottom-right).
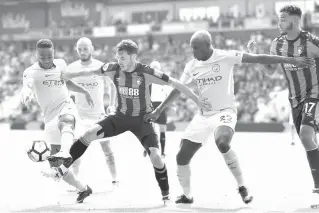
[
  {"x1": 100, "y1": 62, "x2": 170, "y2": 116},
  {"x1": 270, "y1": 30, "x2": 319, "y2": 107},
  {"x1": 67, "y1": 59, "x2": 106, "y2": 119},
  {"x1": 22, "y1": 59, "x2": 70, "y2": 123},
  {"x1": 180, "y1": 49, "x2": 243, "y2": 114}
]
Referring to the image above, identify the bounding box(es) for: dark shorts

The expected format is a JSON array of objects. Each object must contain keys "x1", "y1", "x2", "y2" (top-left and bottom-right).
[
  {"x1": 97, "y1": 112, "x2": 159, "y2": 148},
  {"x1": 152, "y1": 101, "x2": 167, "y2": 125},
  {"x1": 292, "y1": 98, "x2": 319, "y2": 134}
]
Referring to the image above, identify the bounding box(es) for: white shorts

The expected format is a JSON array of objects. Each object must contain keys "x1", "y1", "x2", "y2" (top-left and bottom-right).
[
  {"x1": 75, "y1": 114, "x2": 106, "y2": 139},
  {"x1": 44, "y1": 101, "x2": 78, "y2": 145},
  {"x1": 183, "y1": 109, "x2": 237, "y2": 143}
]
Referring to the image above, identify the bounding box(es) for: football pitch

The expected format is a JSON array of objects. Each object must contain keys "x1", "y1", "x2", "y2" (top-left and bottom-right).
[{"x1": 1, "y1": 130, "x2": 318, "y2": 213}]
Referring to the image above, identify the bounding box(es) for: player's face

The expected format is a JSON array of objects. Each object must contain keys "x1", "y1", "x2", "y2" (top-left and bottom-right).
[
  {"x1": 116, "y1": 51, "x2": 135, "y2": 72},
  {"x1": 278, "y1": 12, "x2": 294, "y2": 35},
  {"x1": 190, "y1": 39, "x2": 211, "y2": 61},
  {"x1": 36, "y1": 47, "x2": 54, "y2": 69},
  {"x1": 77, "y1": 43, "x2": 92, "y2": 62}
]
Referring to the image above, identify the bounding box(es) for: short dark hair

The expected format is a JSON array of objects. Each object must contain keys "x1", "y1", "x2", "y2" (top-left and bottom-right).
[
  {"x1": 116, "y1": 39, "x2": 138, "y2": 55},
  {"x1": 36, "y1": 39, "x2": 54, "y2": 49},
  {"x1": 280, "y1": 5, "x2": 302, "y2": 17}
]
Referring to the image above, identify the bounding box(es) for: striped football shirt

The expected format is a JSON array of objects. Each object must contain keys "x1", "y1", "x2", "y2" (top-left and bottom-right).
[
  {"x1": 270, "y1": 30, "x2": 319, "y2": 107},
  {"x1": 100, "y1": 62, "x2": 170, "y2": 116}
]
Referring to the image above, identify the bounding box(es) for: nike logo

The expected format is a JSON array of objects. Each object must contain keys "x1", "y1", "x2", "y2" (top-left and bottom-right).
[
  {"x1": 193, "y1": 72, "x2": 199, "y2": 76},
  {"x1": 45, "y1": 74, "x2": 53, "y2": 77}
]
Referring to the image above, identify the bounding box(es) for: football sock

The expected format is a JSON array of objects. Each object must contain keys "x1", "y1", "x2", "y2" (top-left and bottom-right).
[
  {"x1": 222, "y1": 148, "x2": 244, "y2": 187},
  {"x1": 63, "y1": 171, "x2": 86, "y2": 192},
  {"x1": 154, "y1": 164, "x2": 169, "y2": 196},
  {"x1": 60, "y1": 127, "x2": 74, "y2": 153},
  {"x1": 177, "y1": 164, "x2": 192, "y2": 198},
  {"x1": 306, "y1": 148, "x2": 319, "y2": 188},
  {"x1": 64, "y1": 139, "x2": 88, "y2": 168},
  {"x1": 160, "y1": 132, "x2": 166, "y2": 155}
]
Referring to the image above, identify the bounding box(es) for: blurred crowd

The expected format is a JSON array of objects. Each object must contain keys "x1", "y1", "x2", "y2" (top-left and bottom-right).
[{"x1": 0, "y1": 31, "x2": 290, "y2": 125}]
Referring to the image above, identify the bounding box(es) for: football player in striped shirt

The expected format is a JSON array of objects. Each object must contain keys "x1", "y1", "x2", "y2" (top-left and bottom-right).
[
  {"x1": 248, "y1": 5, "x2": 319, "y2": 208},
  {"x1": 43, "y1": 39, "x2": 212, "y2": 203}
]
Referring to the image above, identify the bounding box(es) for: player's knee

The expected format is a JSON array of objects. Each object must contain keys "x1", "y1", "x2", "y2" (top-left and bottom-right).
[
  {"x1": 80, "y1": 124, "x2": 104, "y2": 146},
  {"x1": 215, "y1": 127, "x2": 233, "y2": 153},
  {"x1": 50, "y1": 144, "x2": 61, "y2": 155},
  {"x1": 149, "y1": 147, "x2": 163, "y2": 166},
  {"x1": 58, "y1": 114, "x2": 75, "y2": 133},
  {"x1": 176, "y1": 150, "x2": 190, "y2": 166},
  {"x1": 299, "y1": 127, "x2": 317, "y2": 150}
]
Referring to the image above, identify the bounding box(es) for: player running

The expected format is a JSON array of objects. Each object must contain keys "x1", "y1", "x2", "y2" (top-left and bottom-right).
[
  {"x1": 67, "y1": 37, "x2": 119, "y2": 188},
  {"x1": 21, "y1": 39, "x2": 93, "y2": 203},
  {"x1": 144, "y1": 30, "x2": 315, "y2": 204},
  {"x1": 248, "y1": 5, "x2": 319, "y2": 208},
  {"x1": 42, "y1": 39, "x2": 212, "y2": 203},
  {"x1": 143, "y1": 61, "x2": 171, "y2": 158}
]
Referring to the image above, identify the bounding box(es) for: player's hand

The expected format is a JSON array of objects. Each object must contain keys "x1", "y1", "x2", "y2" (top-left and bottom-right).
[
  {"x1": 290, "y1": 57, "x2": 316, "y2": 68},
  {"x1": 106, "y1": 105, "x2": 116, "y2": 114},
  {"x1": 247, "y1": 40, "x2": 259, "y2": 54},
  {"x1": 84, "y1": 91, "x2": 94, "y2": 108},
  {"x1": 197, "y1": 97, "x2": 212, "y2": 111},
  {"x1": 144, "y1": 110, "x2": 160, "y2": 123},
  {"x1": 61, "y1": 71, "x2": 73, "y2": 81}
]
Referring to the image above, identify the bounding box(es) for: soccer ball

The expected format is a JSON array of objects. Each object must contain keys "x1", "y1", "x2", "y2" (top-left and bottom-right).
[{"x1": 27, "y1": 140, "x2": 51, "y2": 162}]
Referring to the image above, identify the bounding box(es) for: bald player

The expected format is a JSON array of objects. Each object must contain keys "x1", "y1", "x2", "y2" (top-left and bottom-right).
[
  {"x1": 143, "y1": 61, "x2": 171, "y2": 158},
  {"x1": 21, "y1": 39, "x2": 93, "y2": 203},
  {"x1": 67, "y1": 37, "x2": 119, "y2": 188},
  {"x1": 144, "y1": 30, "x2": 315, "y2": 204}
]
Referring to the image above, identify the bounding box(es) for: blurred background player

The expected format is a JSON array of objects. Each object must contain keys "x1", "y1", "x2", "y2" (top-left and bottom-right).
[
  {"x1": 46, "y1": 39, "x2": 212, "y2": 203},
  {"x1": 144, "y1": 30, "x2": 314, "y2": 204},
  {"x1": 143, "y1": 61, "x2": 171, "y2": 158},
  {"x1": 67, "y1": 37, "x2": 119, "y2": 189},
  {"x1": 247, "y1": 5, "x2": 319, "y2": 208},
  {"x1": 21, "y1": 39, "x2": 93, "y2": 203}
]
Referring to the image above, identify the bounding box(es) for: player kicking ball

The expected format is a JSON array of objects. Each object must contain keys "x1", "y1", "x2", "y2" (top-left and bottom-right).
[
  {"x1": 43, "y1": 39, "x2": 212, "y2": 203},
  {"x1": 21, "y1": 39, "x2": 94, "y2": 203},
  {"x1": 67, "y1": 37, "x2": 119, "y2": 189},
  {"x1": 144, "y1": 30, "x2": 315, "y2": 204}
]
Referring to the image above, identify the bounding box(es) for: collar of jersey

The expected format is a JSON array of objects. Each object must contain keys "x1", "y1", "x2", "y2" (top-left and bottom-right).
[
  {"x1": 197, "y1": 50, "x2": 215, "y2": 65},
  {"x1": 37, "y1": 62, "x2": 56, "y2": 70}
]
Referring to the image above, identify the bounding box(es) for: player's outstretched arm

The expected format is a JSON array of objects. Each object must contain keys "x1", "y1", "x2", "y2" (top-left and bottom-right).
[
  {"x1": 21, "y1": 69, "x2": 34, "y2": 106},
  {"x1": 241, "y1": 53, "x2": 315, "y2": 67},
  {"x1": 168, "y1": 78, "x2": 211, "y2": 110},
  {"x1": 66, "y1": 80, "x2": 94, "y2": 107},
  {"x1": 105, "y1": 77, "x2": 117, "y2": 113},
  {"x1": 61, "y1": 67, "x2": 102, "y2": 81}
]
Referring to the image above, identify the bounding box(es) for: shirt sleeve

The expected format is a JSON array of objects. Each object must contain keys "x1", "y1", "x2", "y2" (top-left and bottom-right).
[
  {"x1": 144, "y1": 68, "x2": 170, "y2": 86},
  {"x1": 100, "y1": 62, "x2": 118, "y2": 78},
  {"x1": 227, "y1": 50, "x2": 243, "y2": 65},
  {"x1": 269, "y1": 39, "x2": 277, "y2": 55},
  {"x1": 180, "y1": 62, "x2": 193, "y2": 84}
]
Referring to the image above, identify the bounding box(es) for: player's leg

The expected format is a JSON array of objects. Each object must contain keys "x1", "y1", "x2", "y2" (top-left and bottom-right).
[
  {"x1": 175, "y1": 139, "x2": 201, "y2": 204},
  {"x1": 214, "y1": 110, "x2": 252, "y2": 204},
  {"x1": 159, "y1": 124, "x2": 167, "y2": 157},
  {"x1": 175, "y1": 113, "x2": 209, "y2": 204},
  {"x1": 289, "y1": 113, "x2": 296, "y2": 145},
  {"x1": 132, "y1": 119, "x2": 170, "y2": 202},
  {"x1": 48, "y1": 114, "x2": 126, "y2": 178},
  {"x1": 99, "y1": 139, "x2": 119, "y2": 187},
  {"x1": 295, "y1": 99, "x2": 319, "y2": 208}
]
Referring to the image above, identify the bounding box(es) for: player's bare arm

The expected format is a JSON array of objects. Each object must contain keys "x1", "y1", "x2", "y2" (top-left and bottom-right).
[
  {"x1": 66, "y1": 80, "x2": 94, "y2": 107},
  {"x1": 21, "y1": 69, "x2": 35, "y2": 106},
  {"x1": 144, "y1": 89, "x2": 181, "y2": 122},
  {"x1": 61, "y1": 67, "x2": 103, "y2": 81},
  {"x1": 168, "y1": 77, "x2": 211, "y2": 110},
  {"x1": 105, "y1": 77, "x2": 117, "y2": 114},
  {"x1": 241, "y1": 52, "x2": 315, "y2": 67},
  {"x1": 247, "y1": 40, "x2": 279, "y2": 76}
]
